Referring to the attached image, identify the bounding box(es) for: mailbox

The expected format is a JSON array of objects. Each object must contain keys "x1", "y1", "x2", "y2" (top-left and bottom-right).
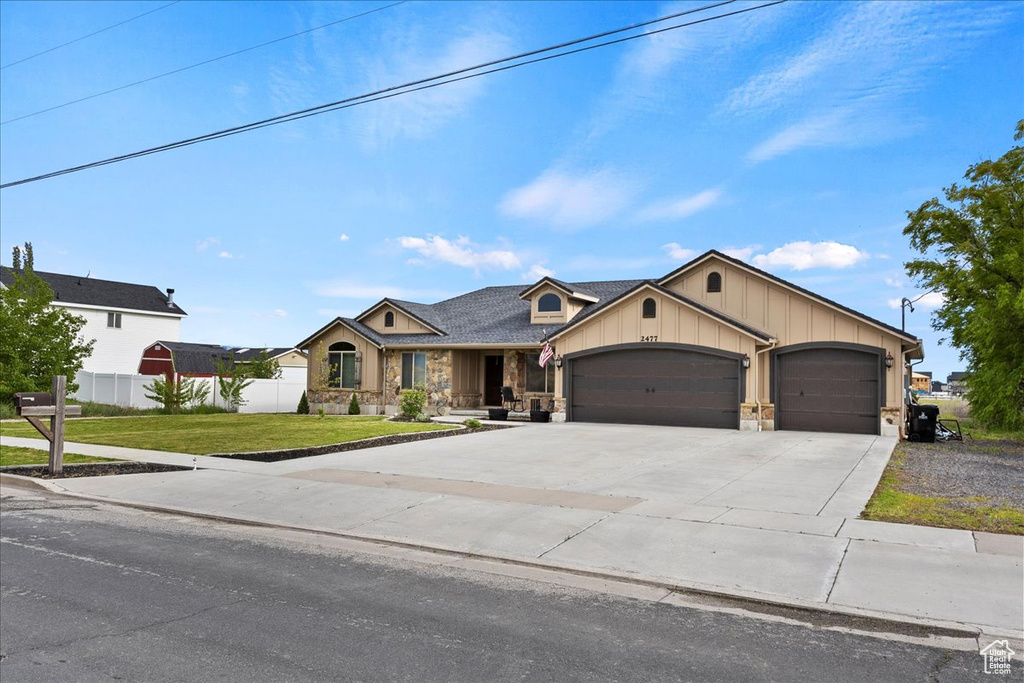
[{"x1": 13, "y1": 392, "x2": 54, "y2": 415}]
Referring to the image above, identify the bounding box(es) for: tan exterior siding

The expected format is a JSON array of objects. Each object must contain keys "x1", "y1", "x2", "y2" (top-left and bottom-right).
[
  {"x1": 305, "y1": 326, "x2": 380, "y2": 392},
  {"x1": 663, "y1": 257, "x2": 905, "y2": 406},
  {"x1": 363, "y1": 306, "x2": 435, "y2": 334},
  {"x1": 554, "y1": 290, "x2": 758, "y2": 401},
  {"x1": 276, "y1": 350, "x2": 307, "y2": 368},
  {"x1": 529, "y1": 285, "x2": 567, "y2": 325}
]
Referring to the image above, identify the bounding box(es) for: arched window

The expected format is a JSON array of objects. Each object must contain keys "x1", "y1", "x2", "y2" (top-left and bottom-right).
[
  {"x1": 538, "y1": 293, "x2": 562, "y2": 312},
  {"x1": 707, "y1": 272, "x2": 722, "y2": 293},
  {"x1": 642, "y1": 297, "x2": 657, "y2": 318},
  {"x1": 328, "y1": 341, "x2": 357, "y2": 388},
  {"x1": 384, "y1": 311, "x2": 395, "y2": 328}
]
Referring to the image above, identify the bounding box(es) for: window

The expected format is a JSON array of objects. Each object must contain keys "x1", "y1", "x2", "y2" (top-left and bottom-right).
[
  {"x1": 107, "y1": 312, "x2": 122, "y2": 328},
  {"x1": 384, "y1": 311, "x2": 395, "y2": 328},
  {"x1": 642, "y1": 298, "x2": 656, "y2": 318},
  {"x1": 328, "y1": 342, "x2": 357, "y2": 388},
  {"x1": 537, "y1": 293, "x2": 562, "y2": 312},
  {"x1": 526, "y1": 354, "x2": 556, "y2": 393},
  {"x1": 707, "y1": 272, "x2": 722, "y2": 293},
  {"x1": 401, "y1": 352, "x2": 427, "y2": 389}
]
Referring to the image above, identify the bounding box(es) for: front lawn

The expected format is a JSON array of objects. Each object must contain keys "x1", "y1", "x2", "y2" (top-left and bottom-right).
[
  {"x1": 0, "y1": 414, "x2": 455, "y2": 455},
  {"x1": 1, "y1": 445, "x2": 114, "y2": 467}
]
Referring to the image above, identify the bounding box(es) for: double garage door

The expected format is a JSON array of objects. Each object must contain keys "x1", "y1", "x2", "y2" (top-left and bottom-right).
[
  {"x1": 565, "y1": 343, "x2": 882, "y2": 434},
  {"x1": 567, "y1": 345, "x2": 742, "y2": 429}
]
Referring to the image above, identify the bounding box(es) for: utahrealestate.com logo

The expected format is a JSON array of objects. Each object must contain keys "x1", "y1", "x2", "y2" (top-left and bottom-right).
[{"x1": 980, "y1": 640, "x2": 1015, "y2": 675}]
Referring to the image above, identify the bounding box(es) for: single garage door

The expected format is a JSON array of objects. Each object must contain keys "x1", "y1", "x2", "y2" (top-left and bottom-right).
[
  {"x1": 775, "y1": 346, "x2": 880, "y2": 435},
  {"x1": 568, "y1": 346, "x2": 741, "y2": 429}
]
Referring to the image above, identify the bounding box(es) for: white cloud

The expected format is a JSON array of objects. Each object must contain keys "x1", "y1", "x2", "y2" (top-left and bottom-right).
[
  {"x1": 218, "y1": 251, "x2": 235, "y2": 259},
  {"x1": 889, "y1": 292, "x2": 945, "y2": 310},
  {"x1": 358, "y1": 29, "x2": 513, "y2": 145},
  {"x1": 638, "y1": 188, "x2": 723, "y2": 222},
  {"x1": 396, "y1": 235, "x2": 520, "y2": 271},
  {"x1": 884, "y1": 277, "x2": 903, "y2": 288},
  {"x1": 751, "y1": 241, "x2": 868, "y2": 271},
  {"x1": 339, "y1": 234, "x2": 350, "y2": 242},
  {"x1": 197, "y1": 237, "x2": 220, "y2": 252},
  {"x1": 522, "y1": 264, "x2": 555, "y2": 281},
  {"x1": 733, "y1": 2, "x2": 1013, "y2": 163},
  {"x1": 662, "y1": 243, "x2": 695, "y2": 262},
  {"x1": 253, "y1": 308, "x2": 289, "y2": 319},
  {"x1": 720, "y1": 245, "x2": 761, "y2": 262},
  {"x1": 500, "y1": 168, "x2": 636, "y2": 228}
]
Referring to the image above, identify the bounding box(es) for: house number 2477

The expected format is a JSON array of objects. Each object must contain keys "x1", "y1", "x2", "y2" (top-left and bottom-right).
[{"x1": 640, "y1": 335, "x2": 658, "y2": 342}]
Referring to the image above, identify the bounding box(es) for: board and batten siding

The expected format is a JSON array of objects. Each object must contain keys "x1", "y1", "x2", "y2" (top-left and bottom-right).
[
  {"x1": 363, "y1": 307, "x2": 435, "y2": 335},
  {"x1": 663, "y1": 257, "x2": 905, "y2": 406},
  {"x1": 554, "y1": 290, "x2": 758, "y2": 402},
  {"x1": 305, "y1": 326, "x2": 380, "y2": 391}
]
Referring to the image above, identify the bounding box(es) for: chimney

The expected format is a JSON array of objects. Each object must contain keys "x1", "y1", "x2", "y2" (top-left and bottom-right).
[{"x1": 166, "y1": 288, "x2": 175, "y2": 307}]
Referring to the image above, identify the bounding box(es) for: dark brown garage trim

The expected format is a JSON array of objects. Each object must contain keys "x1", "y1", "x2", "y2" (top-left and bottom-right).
[
  {"x1": 771, "y1": 342, "x2": 886, "y2": 435},
  {"x1": 563, "y1": 343, "x2": 746, "y2": 429}
]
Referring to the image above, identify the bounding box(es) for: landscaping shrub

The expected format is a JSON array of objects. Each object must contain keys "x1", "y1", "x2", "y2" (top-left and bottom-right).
[
  {"x1": 348, "y1": 393, "x2": 360, "y2": 415},
  {"x1": 414, "y1": 412, "x2": 432, "y2": 423},
  {"x1": 297, "y1": 391, "x2": 310, "y2": 414},
  {"x1": 0, "y1": 401, "x2": 16, "y2": 420},
  {"x1": 399, "y1": 387, "x2": 427, "y2": 419},
  {"x1": 464, "y1": 418, "x2": 482, "y2": 429}
]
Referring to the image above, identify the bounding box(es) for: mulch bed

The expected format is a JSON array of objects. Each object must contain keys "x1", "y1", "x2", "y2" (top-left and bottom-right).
[
  {"x1": 896, "y1": 438, "x2": 1024, "y2": 508},
  {"x1": 208, "y1": 423, "x2": 512, "y2": 463},
  {"x1": 2, "y1": 462, "x2": 190, "y2": 480}
]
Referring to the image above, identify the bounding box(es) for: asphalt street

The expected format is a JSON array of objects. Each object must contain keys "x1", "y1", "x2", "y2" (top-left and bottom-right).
[{"x1": 0, "y1": 487, "x2": 1013, "y2": 682}]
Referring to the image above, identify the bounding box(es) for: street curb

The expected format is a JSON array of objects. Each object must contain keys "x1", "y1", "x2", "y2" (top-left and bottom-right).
[{"x1": 15, "y1": 481, "x2": 1021, "y2": 648}]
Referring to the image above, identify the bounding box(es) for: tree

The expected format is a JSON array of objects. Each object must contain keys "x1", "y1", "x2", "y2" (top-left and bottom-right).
[
  {"x1": 216, "y1": 355, "x2": 254, "y2": 412},
  {"x1": 0, "y1": 243, "x2": 95, "y2": 402},
  {"x1": 903, "y1": 121, "x2": 1024, "y2": 430},
  {"x1": 242, "y1": 350, "x2": 282, "y2": 379}
]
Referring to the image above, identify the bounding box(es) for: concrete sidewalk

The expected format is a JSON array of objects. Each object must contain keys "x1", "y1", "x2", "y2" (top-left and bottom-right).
[{"x1": 2, "y1": 429, "x2": 1021, "y2": 644}]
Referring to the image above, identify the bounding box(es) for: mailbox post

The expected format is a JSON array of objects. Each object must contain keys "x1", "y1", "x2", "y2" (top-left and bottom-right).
[{"x1": 14, "y1": 375, "x2": 82, "y2": 475}]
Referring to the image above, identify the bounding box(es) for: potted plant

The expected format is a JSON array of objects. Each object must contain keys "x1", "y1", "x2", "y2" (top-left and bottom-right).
[
  {"x1": 529, "y1": 409, "x2": 550, "y2": 423},
  {"x1": 487, "y1": 408, "x2": 509, "y2": 421}
]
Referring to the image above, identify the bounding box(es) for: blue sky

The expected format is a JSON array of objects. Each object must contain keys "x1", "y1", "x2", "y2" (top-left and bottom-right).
[{"x1": 1, "y1": 0, "x2": 1021, "y2": 381}]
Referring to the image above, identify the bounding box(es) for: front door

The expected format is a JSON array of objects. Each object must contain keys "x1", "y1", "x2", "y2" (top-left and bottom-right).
[{"x1": 484, "y1": 355, "x2": 504, "y2": 406}]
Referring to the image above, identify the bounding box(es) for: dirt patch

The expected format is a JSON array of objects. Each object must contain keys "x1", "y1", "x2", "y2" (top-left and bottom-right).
[
  {"x1": 210, "y1": 423, "x2": 513, "y2": 463},
  {"x1": 2, "y1": 462, "x2": 190, "y2": 479},
  {"x1": 897, "y1": 438, "x2": 1023, "y2": 508}
]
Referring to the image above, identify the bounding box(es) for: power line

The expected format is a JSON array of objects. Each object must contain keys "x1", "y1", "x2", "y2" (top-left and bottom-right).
[
  {"x1": 0, "y1": 0, "x2": 785, "y2": 190},
  {"x1": 1, "y1": 1, "x2": 409, "y2": 126},
  {"x1": 1, "y1": 1, "x2": 182, "y2": 70}
]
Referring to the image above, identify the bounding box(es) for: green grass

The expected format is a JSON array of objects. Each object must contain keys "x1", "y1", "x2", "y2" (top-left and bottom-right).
[
  {"x1": 862, "y1": 443, "x2": 1024, "y2": 535},
  {"x1": 0, "y1": 445, "x2": 114, "y2": 467},
  {"x1": 0, "y1": 413, "x2": 455, "y2": 455}
]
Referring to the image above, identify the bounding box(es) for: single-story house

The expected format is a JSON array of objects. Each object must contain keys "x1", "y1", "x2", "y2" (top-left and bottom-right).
[
  {"x1": 297, "y1": 250, "x2": 922, "y2": 436},
  {"x1": 1, "y1": 266, "x2": 186, "y2": 375},
  {"x1": 139, "y1": 342, "x2": 307, "y2": 382}
]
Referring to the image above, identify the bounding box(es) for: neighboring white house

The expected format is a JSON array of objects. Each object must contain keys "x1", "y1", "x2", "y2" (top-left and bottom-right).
[{"x1": 1, "y1": 267, "x2": 187, "y2": 375}]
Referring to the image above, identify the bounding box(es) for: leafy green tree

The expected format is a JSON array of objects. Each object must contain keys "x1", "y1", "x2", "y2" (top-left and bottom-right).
[
  {"x1": 216, "y1": 355, "x2": 253, "y2": 412},
  {"x1": 143, "y1": 375, "x2": 210, "y2": 413},
  {"x1": 903, "y1": 121, "x2": 1024, "y2": 430},
  {"x1": 242, "y1": 350, "x2": 282, "y2": 379},
  {"x1": 0, "y1": 243, "x2": 94, "y2": 402}
]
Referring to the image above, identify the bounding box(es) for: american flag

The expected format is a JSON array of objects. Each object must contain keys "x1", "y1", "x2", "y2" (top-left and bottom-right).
[{"x1": 539, "y1": 342, "x2": 554, "y2": 368}]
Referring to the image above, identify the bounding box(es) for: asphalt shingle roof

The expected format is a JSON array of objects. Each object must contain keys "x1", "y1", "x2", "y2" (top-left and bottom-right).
[
  {"x1": 156, "y1": 342, "x2": 300, "y2": 374},
  {"x1": 0, "y1": 267, "x2": 186, "y2": 316}
]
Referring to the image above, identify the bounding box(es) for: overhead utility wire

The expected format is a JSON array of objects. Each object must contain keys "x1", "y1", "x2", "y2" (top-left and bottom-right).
[
  {"x1": 1, "y1": 1, "x2": 182, "y2": 70},
  {"x1": 1, "y1": 0, "x2": 785, "y2": 190},
  {"x1": 1, "y1": 1, "x2": 408, "y2": 125}
]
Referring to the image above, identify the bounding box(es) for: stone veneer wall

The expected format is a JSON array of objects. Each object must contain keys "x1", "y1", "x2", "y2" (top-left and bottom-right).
[
  {"x1": 382, "y1": 349, "x2": 453, "y2": 415},
  {"x1": 307, "y1": 389, "x2": 383, "y2": 415}
]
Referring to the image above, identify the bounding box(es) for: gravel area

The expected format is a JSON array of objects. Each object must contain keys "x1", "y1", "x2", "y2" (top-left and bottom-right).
[
  {"x1": 2, "y1": 462, "x2": 190, "y2": 479},
  {"x1": 897, "y1": 438, "x2": 1024, "y2": 508}
]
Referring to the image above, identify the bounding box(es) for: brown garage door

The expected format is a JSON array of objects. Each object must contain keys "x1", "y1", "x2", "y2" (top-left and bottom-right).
[
  {"x1": 775, "y1": 347, "x2": 880, "y2": 435},
  {"x1": 568, "y1": 347, "x2": 741, "y2": 429}
]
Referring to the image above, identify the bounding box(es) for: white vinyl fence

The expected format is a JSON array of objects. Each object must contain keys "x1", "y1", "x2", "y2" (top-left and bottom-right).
[{"x1": 72, "y1": 371, "x2": 306, "y2": 414}]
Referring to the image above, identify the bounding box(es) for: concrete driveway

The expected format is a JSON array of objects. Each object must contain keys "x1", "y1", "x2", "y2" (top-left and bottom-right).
[{"x1": 267, "y1": 423, "x2": 892, "y2": 524}]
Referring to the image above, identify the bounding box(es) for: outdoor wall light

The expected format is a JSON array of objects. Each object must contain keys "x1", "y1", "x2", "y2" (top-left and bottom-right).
[
  {"x1": 885, "y1": 351, "x2": 894, "y2": 369},
  {"x1": 741, "y1": 354, "x2": 750, "y2": 369},
  {"x1": 554, "y1": 356, "x2": 563, "y2": 368}
]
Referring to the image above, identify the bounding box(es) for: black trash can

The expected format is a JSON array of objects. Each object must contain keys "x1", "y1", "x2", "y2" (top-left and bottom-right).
[{"x1": 909, "y1": 404, "x2": 940, "y2": 443}]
